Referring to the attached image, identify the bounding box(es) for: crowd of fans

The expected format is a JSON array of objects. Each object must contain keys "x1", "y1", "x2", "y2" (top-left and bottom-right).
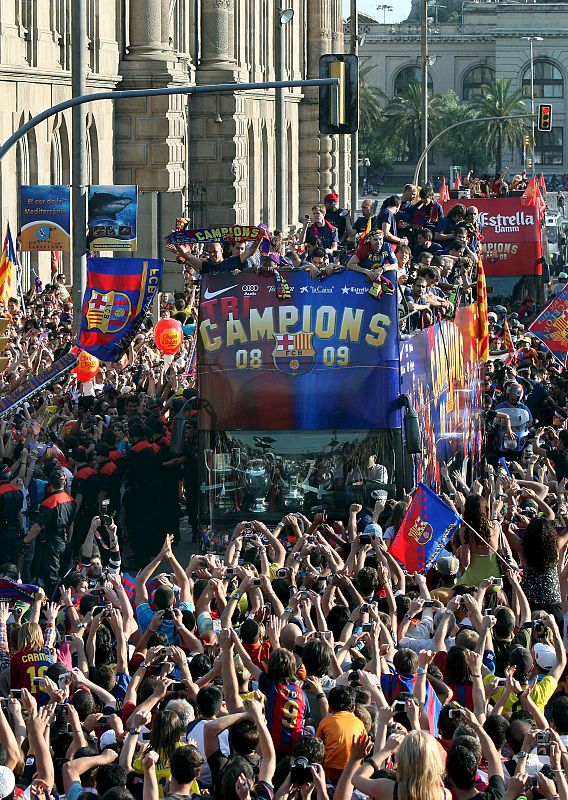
[{"x1": 0, "y1": 183, "x2": 567, "y2": 800}]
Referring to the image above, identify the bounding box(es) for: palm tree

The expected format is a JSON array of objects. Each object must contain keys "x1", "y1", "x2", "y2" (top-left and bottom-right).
[
  {"x1": 467, "y1": 78, "x2": 530, "y2": 172},
  {"x1": 359, "y1": 64, "x2": 386, "y2": 131},
  {"x1": 382, "y1": 81, "x2": 441, "y2": 162}
]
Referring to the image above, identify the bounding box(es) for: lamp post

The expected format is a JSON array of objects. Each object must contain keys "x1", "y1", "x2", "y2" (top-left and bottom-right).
[
  {"x1": 350, "y1": 0, "x2": 358, "y2": 218},
  {"x1": 71, "y1": 0, "x2": 87, "y2": 333},
  {"x1": 420, "y1": 0, "x2": 428, "y2": 185},
  {"x1": 377, "y1": 4, "x2": 393, "y2": 24},
  {"x1": 275, "y1": 7, "x2": 295, "y2": 233},
  {"x1": 522, "y1": 35, "x2": 543, "y2": 176}
]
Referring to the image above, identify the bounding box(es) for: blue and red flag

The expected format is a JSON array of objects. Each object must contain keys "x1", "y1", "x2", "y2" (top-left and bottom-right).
[
  {"x1": 388, "y1": 482, "x2": 462, "y2": 574},
  {"x1": 528, "y1": 284, "x2": 568, "y2": 360},
  {"x1": 78, "y1": 257, "x2": 162, "y2": 361}
]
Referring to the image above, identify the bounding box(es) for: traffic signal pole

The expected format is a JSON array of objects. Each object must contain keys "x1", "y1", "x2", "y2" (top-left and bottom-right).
[{"x1": 0, "y1": 77, "x2": 338, "y2": 333}]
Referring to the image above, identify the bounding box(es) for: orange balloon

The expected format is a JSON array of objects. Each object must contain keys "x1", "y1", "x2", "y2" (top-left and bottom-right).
[
  {"x1": 154, "y1": 318, "x2": 183, "y2": 355},
  {"x1": 73, "y1": 350, "x2": 100, "y2": 382}
]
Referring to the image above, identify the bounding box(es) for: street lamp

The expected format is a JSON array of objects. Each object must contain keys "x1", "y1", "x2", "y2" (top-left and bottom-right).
[
  {"x1": 275, "y1": 7, "x2": 295, "y2": 233},
  {"x1": 522, "y1": 35, "x2": 543, "y2": 175},
  {"x1": 420, "y1": 0, "x2": 429, "y2": 185},
  {"x1": 350, "y1": 0, "x2": 359, "y2": 218},
  {"x1": 377, "y1": 4, "x2": 393, "y2": 24}
]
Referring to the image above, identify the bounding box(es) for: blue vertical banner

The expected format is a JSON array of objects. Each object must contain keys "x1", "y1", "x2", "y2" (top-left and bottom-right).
[
  {"x1": 20, "y1": 185, "x2": 70, "y2": 251},
  {"x1": 88, "y1": 185, "x2": 138, "y2": 251}
]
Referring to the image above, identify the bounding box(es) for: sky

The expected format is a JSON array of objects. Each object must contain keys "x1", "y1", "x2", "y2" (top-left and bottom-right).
[{"x1": 342, "y1": 1, "x2": 412, "y2": 23}]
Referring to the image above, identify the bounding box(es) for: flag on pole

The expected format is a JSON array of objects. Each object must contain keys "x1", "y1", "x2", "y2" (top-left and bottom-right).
[
  {"x1": 362, "y1": 216, "x2": 372, "y2": 240},
  {"x1": 453, "y1": 173, "x2": 461, "y2": 190},
  {"x1": 439, "y1": 177, "x2": 450, "y2": 202},
  {"x1": 528, "y1": 283, "x2": 568, "y2": 359},
  {"x1": 388, "y1": 483, "x2": 462, "y2": 574},
  {"x1": 538, "y1": 172, "x2": 547, "y2": 193},
  {"x1": 503, "y1": 319, "x2": 516, "y2": 363},
  {"x1": 0, "y1": 224, "x2": 16, "y2": 309},
  {"x1": 521, "y1": 175, "x2": 546, "y2": 218},
  {"x1": 477, "y1": 258, "x2": 489, "y2": 362}
]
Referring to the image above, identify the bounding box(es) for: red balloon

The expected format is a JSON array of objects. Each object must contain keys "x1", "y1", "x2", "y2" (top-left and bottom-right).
[
  {"x1": 154, "y1": 318, "x2": 183, "y2": 355},
  {"x1": 73, "y1": 350, "x2": 100, "y2": 382}
]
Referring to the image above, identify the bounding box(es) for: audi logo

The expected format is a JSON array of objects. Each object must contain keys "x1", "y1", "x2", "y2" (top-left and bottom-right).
[{"x1": 242, "y1": 285, "x2": 258, "y2": 292}]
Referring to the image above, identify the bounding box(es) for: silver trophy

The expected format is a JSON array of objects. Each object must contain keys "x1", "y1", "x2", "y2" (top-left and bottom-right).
[
  {"x1": 213, "y1": 451, "x2": 234, "y2": 510},
  {"x1": 243, "y1": 457, "x2": 273, "y2": 513},
  {"x1": 280, "y1": 458, "x2": 315, "y2": 510}
]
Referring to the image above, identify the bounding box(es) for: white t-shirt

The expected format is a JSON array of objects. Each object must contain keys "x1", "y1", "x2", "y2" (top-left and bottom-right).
[{"x1": 186, "y1": 719, "x2": 230, "y2": 788}]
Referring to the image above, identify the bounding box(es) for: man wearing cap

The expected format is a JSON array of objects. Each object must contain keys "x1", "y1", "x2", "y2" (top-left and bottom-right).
[
  {"x1": 430, "y1": 554, "x2": 460, "y2": 604},
  {"x1": 23, "y1": 469, "x2": 77, "y2": 597},
  {"x1": 324, "y1": 193, "x2": 354, "y2": 242},
  {"x1": 0, "y1": 464, "x2": 24, "y2": 566}
]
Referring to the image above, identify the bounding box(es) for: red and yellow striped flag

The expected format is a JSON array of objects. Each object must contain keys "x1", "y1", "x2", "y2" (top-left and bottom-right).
[
  {"x1": 477, "y1": 257, "x2": 489, "y2": 362},
  {"x1": 0, "y1": 224, "x2": 16, "y2": 310},
  {"x1": 360, "y1": 215, "x2": 372, "y2": 243}
]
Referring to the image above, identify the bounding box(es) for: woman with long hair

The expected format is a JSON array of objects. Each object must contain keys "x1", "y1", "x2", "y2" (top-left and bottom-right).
[
  {"x1": 10, "y1": 621, "x2": 55, "y2": 692},
  {"x1": 508, "y1": 518, "x2": 567, "y2": 626},
  {"x1": 456, "y1": 494, "x2": 501, "y2": 585},
  {"x1": 127, "y1": 710, "x2": 190, "y2": 797},
  {"x1": 351, "y1": 730, "x2": 448, "y2": 800}
]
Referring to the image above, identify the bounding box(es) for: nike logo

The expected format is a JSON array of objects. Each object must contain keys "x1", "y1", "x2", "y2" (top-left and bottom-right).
[{"x1": 202, "y1": 284, "x2": 238, "y2": 300}]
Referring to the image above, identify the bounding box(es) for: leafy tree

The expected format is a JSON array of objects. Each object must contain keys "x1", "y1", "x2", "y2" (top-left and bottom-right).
[
  {"x1": 381, "y1": 81, "x2": 442, "y2": 163},
  {"x1": 467, "y1": 78, "x2": 530, "y2": 172},
  {"x1": 434, "y1": 91, "x2": 490, "y2": 172},
  {"x1": 358, "y1": 65, "x2": 395, "y2": 172}
]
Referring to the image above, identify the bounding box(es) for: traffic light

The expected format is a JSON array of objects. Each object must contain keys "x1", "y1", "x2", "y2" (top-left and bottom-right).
[
  {"x1": 319, "y1": 54, "x2": 359, "y2": 134},
  {"x1": 538, "y1": 103, "x2": 552, "y2": 131},
  {"x1": 524, "y1": 134, "x2": 530, "y2": 147},
  {"x1": 526, "y1": 158, "x2": 533, "y2": 169},
  {"x1": 0, "y1": 318, "x2": 9, "y2": 373}
]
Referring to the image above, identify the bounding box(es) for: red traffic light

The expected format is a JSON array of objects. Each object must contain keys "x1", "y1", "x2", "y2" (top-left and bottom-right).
[{"x1": 538, "y1": 104, "x2": 552, "y2": 131}]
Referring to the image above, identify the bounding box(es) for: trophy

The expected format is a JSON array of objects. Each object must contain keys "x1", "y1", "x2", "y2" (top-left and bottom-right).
[
  {"x1": 213, "y1": 451, "x2": 233, "y2": 510},
  {"x1": 243, "y1": 457, "x2": 273, "y2": 513},
  {"x1": 280, "y1": 458, "x2": 315, "y2": 510}
]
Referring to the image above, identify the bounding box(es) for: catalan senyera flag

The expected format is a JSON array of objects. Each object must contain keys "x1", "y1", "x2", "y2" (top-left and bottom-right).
[
  {"x1": 503, "y1": 319, "x2": 516, "y2": 363},
  {"x1": 360, "y1": 215, "x2": 372, "y2": 243},
  {"x1": 0, "y1": 224, "x2": 16, "y2": 309},
  {"x1": 439, "y1": 177, "x2": 450, "y2": 202},
  {"x1": 477, "y1": 258, "x2": 489, "y2": 362}
]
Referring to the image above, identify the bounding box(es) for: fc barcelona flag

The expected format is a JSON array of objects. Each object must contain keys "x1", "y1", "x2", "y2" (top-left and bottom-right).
[
  {"x1": 389, "y1": 483, "x2": 462, "y2": 574},
  {"x1": 78, "y1": 257, "x2": 162, "y2": 361}
]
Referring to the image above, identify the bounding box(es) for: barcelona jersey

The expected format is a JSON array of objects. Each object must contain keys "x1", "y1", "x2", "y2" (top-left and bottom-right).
[{"x1": 258, "y1": 671, "x2": 307, "y2": 753}]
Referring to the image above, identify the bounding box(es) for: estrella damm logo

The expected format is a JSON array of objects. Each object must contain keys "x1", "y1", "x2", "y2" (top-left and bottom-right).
[
  {"x1": 272, "y1": 332, "x2": 316, "y2": 376},
  {"x1": 407, "y1": 516, "x2": 433, "y2": 546},
  {"x1": 86, "y1": 289, "x2": 132, "y2": 334}
]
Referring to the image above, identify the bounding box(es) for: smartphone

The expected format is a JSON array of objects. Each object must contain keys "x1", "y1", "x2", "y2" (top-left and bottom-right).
[
  {"x1": 141, "y1": 731, "x2": 151, "y2": 742},
  {"x1": 496, "y1": 678, "x2": 507, "y2": 687},
  {"x1": 253, "y1": 579, "x2": 261, "y2": 586},
  {"x1": 321, "y1": 630, "x2": 332, "y2": 639},
  {"x1": 58, "y1": 673, "x2": 72, "y2": 690},
  {"x1": 171, "y1": 682, "x2": 186, "y2": 691},
  {"x1": 362, "y1": 622, "x2": 373, "y2": 632},
  {"x1": 393, "y1": 700, "x2": 406, "y2": 712},
  {"x1": 423, "y1": 600, "x2": 434, "y2": 608},
  {"x1": 226, "y1": 567, "x2": 235, "y2": 575},
  {"x1": 491, "y1": 578, "x2": 502, "y2": 586},
  {"x1": 448, "y1": 708, "x2": 462, "y2": 719},
  {"x1": 9, "y1": 690, "x2": 22, "y2": 699}
]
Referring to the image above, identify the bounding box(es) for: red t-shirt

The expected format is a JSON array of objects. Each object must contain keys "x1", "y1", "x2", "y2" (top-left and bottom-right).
[{"x1": 10, "y1": 646, "x2": 54, "y2": 693}]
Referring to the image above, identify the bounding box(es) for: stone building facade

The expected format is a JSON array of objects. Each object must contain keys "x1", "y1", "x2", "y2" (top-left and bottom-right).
[
  {"x1": 0, "y1": 0, "x2": 349, "y2": 286},
  {"x1": 357, "y1": 1, "x2": 568, "y2": 181}
]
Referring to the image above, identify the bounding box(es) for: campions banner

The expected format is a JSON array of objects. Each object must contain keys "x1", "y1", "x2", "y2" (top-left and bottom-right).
[
  {"x1": 443, "y1": 197, "x2": 542, "y2": 277},
  {"x1": 197, "y1": 271, "x2": 401, "y2": 430}
]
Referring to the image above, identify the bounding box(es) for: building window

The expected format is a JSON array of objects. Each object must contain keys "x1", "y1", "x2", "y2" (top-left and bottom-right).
[
  {"x1": 393, "y1": 65, "x2": 433, "y2": 97},
  {"x1": 522, "y1": 60, "x2": 564, "y2": 99},
  {"x1": 462, "y1": 65, "x2": 494, "y2": 101},
  {"x1": 535, "y1": 126, "x2": 563, "y2": 165}
]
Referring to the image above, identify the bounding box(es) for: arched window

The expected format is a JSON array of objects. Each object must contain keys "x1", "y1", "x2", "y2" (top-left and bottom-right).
[
  {"x1": 393, "y1": 65, "x2": 433, "y2": 97},
  {"x1": 522, "y1": 60, "x2": 564, "y2": 99},
  {"x1": 462, "y1": 65, "x2": 494, "y2": 101}
]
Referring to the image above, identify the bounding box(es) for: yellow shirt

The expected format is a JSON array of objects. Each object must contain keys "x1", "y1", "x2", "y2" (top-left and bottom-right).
[
  {"x1": 485, "y1": 673, "x2": 557, "y2": 713},
  {"x1": 133, "y1": 743, "x2": 200, "y2": 797},
  {"x1": 317, "y1": 711, "x2": 366, "y2": 772}
]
